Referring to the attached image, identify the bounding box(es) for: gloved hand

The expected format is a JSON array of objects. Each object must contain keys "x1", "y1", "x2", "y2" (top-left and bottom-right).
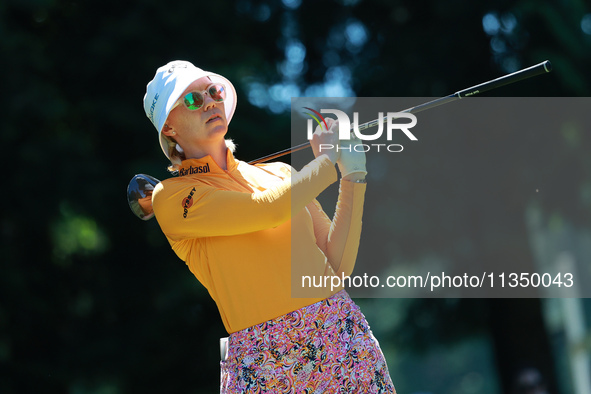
[
  {"x1": 337, "y1": 133, "x2": 367, "y2": 179},
  {"x1": 311, "y1": 118, "x2": 340, "y2": 164}
]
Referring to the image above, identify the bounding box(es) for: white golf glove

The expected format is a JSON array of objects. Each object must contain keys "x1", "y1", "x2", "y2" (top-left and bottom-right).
[
  {"x1": 337, "y1": 134, "x2": 367, "y2": 178},
  {"x1": 311, "y1": 118, "x2": 340, "y2": 164}
]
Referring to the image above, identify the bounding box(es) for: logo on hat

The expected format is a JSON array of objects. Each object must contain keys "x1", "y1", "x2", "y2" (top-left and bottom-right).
[
  {"x1": 148, "y1": 93, "x2": 159, "y2": 124},
  {"x1": 168, "y1": 62, "x2": 189, "y2": 73}
]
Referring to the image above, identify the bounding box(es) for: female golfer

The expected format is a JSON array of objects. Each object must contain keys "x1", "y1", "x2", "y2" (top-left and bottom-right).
[{"x1": 143, "y1": 60, "x2": 395, "y2": 393}]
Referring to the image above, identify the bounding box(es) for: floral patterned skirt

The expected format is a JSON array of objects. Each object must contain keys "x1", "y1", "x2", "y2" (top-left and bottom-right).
[{"x1": 220, "y1": 290, "x2": 396, "y2": 393}]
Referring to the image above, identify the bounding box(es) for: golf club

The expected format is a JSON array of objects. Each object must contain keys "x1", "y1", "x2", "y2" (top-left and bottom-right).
[
  {"x1": 128, "y1": 60, "x2": 553, "y2": 220},
  {"x1": 127, "y1": 174, "x2": 160, "y2": 220}
]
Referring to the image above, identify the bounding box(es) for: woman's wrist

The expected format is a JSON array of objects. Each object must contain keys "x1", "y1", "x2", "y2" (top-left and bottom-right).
[{"x1": 342, "y1": 172, "x2": 367, "y2": 183}]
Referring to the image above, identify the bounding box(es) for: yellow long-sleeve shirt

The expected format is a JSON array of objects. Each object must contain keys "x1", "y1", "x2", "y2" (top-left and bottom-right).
[{"x1": 152, "y1": 149, "x2": 366, "y2": 333}]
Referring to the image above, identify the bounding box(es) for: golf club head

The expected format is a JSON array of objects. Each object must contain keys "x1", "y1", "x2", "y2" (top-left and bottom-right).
[{"x1": 127, "y1": 174, "x2": 161, "y2": 221}]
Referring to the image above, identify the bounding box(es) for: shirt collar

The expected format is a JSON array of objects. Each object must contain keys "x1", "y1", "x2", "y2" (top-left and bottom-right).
[{"x1": 178, "y1": 149, "x2": 238, "y2": 177}]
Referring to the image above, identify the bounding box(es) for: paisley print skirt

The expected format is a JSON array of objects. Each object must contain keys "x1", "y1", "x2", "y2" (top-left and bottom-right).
[{"x1": 220, "y1": 290, "x2": 395, "y2": 393}]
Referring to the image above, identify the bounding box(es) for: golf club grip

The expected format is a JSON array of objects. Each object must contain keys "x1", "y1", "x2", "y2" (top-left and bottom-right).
[{"x1": 456, "y1": 60, "x2": 552, "y2": 98}]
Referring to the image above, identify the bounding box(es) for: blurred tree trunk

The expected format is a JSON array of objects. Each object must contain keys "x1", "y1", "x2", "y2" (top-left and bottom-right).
[
  {"x1": 480, "y1": 211, "x2": 559, "y2": 393},
  {"x1": 489, "y1": 298, "x2": 558, "y2": 393}
]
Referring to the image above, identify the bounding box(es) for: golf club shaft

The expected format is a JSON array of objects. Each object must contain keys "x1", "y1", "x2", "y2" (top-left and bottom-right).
[{"x1": 249, "y1": 60, "x2": 552, "y2": 165}]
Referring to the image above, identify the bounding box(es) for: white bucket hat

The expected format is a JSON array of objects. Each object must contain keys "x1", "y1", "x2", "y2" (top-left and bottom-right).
[{"x1": 143, "y1": 60, "x2": 237, "y2": 159}]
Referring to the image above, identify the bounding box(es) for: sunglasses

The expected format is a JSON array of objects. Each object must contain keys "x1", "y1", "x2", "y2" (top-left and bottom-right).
[{"x1": 172, "y1": 83, "x2": 227, "y2": 111}]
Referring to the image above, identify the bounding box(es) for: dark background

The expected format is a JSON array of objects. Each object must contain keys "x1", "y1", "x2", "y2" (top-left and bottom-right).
[{"x1": 2, "y1": 0, "x2": 591, "y2": 393}]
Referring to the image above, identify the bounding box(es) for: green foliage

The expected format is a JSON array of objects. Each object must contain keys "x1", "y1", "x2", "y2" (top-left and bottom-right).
[{"x1": 51, "y1": 204, "x2": 109, "y2": 264}]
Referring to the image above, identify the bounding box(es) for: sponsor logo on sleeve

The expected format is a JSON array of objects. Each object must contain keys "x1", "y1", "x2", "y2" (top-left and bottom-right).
[{"x1": 182, "y1": 187, "x2": 196, "y2": 218}]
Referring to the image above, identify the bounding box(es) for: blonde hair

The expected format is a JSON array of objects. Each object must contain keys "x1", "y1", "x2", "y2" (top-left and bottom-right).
[{"x1": 165, "y1": 136, "x2": 236, "y2": 174}]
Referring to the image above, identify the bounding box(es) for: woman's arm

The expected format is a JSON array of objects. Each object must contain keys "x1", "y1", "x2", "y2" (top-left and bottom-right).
[
  {"x1": 308, "y1": 179, "x2": 366, "y2": 277},
  {"x1": 309, "y1": 127, "x2": 368, "y2": 276},
  {"x1": 154, "y1": 118, "x2": 343, "y2": 240},
  {"x1": 153, "y1": 155, "x2": 338, "y2": 239}
]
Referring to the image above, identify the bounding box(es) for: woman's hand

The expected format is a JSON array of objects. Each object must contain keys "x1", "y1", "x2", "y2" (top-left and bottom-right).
[
  {"x1": 338, "y1": 133, "x2": 367, "y2": 181},
  {"x1": 311, "y1": 118, "x2": 340, "y2": 165}
]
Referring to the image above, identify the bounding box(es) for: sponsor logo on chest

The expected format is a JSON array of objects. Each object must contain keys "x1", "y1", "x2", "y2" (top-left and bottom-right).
[{"x1": 179, "y1": 163, "x2": 210, "y2": 177}]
